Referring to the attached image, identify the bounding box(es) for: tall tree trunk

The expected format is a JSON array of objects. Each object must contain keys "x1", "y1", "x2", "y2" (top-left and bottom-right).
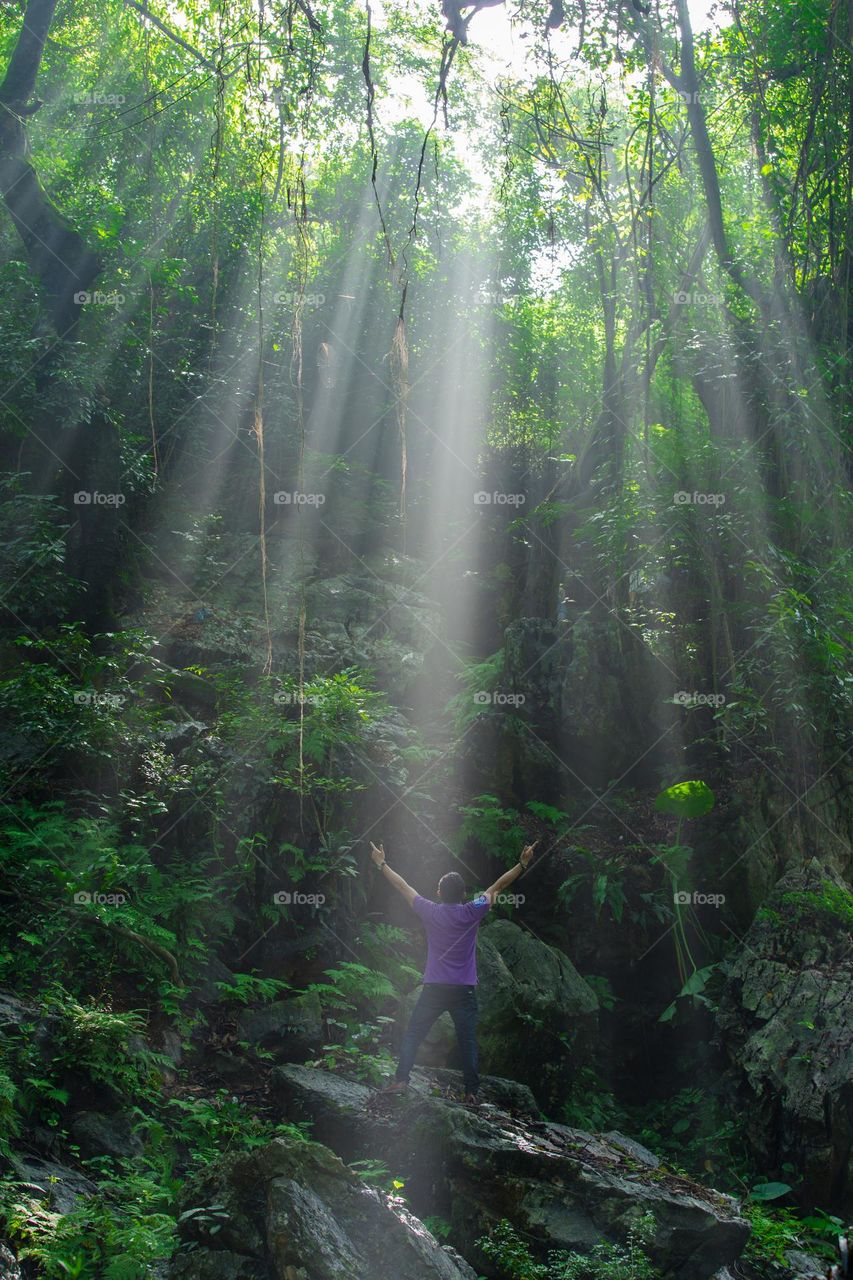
[{"x1": 0, "y1": 0, "x2": 117, "y2": 629}]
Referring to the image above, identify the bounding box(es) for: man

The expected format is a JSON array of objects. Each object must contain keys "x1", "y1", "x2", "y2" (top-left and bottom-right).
[{"x1": 369, "y1": 838, "x2": 537, "y2": 1103}]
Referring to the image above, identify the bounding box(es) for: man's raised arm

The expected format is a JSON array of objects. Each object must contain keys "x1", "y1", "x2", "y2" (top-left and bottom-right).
[
  {"x1": 483, "y1": 841, "x2": 537, "y2": 905},
  {"x1": 370, "y1": 841, "x2": 418, "y2": 907}
]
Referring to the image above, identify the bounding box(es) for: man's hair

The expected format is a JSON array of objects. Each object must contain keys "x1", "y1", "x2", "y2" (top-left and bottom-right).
[{"x1": 438, "y1": 871, "x2": 466, "y2": 904}]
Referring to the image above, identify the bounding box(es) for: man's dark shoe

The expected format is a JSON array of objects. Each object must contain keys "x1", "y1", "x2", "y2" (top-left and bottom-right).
[
  {"x1": 367, "y1": 1079, "x2": 408, "y2": 1110},
  {"x1": 374, "y1": 1079, "x2": 408, "y2": 1098},
  {"x1": 463, "y1": 1091, "x2": 480, "y2": 1106}
]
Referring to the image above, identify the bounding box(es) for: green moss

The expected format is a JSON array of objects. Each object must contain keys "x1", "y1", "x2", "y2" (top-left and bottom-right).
[{"x1": 779, "y1": 880, "x2": 853, "y2": 930}]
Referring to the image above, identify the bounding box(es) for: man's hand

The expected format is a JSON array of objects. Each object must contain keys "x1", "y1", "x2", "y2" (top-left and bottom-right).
[
  {"x1": 520, "y1": 841, "x2": 538, "y2": 868},
  {"x1": 370, "y1": 842, "x2": 417, "y2": 906},
  {"x1": 483, "y1": 840, "x2": 538, "y2": 904}
]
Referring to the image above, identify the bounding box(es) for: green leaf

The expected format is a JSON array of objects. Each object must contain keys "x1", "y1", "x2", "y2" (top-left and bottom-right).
[
  {"x1": 654, "y1": 780, "x2": 715, "y2": 819},
  {"x1": 750, "y1": 1182, "x2": 791, "y2": 1201}
]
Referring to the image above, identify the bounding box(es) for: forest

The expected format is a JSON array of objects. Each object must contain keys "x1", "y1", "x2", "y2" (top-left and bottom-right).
[{"x1": 0, "y1": 0, "x2": 851, "y2": 1275}]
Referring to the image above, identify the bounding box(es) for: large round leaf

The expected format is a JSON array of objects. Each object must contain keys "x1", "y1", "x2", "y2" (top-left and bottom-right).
[{"x1": 654, "y1": 780, "x2": 715, "y2": 819}]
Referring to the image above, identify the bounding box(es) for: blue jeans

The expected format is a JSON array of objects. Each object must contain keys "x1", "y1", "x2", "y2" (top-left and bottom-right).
[{"x1": 395, "y1": 983, "x2": 479, "y2": 1093}]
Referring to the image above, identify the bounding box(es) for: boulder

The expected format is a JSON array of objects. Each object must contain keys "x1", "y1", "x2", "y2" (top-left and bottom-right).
[
  {"x1": 69, "y1": 1108, "x2": 143, "y2": 1160},
  {"x1": 10, "y1": 1155, "x2": 98, "y2": 1216},
  {"x1": 192, "y1": 954, "x2": 239, "y2": 1008},
  {"x1": 408, "y1": 920, "x2": 598, "y2": 1104},
  {"x1": 499, "y1": 616, "x2": 675, "y2": 793},
  {"x1": 271, "y1": 1064, "x2": 750, "y2": 1280},
  {"x1": 169, "y1": 1134, "x2": 477, "y2": 1280},
  {"x1": 716, "y1": 859, "x2": 853, "y2": 1210},
  {"x1": 237, "y1": 992, "x2": 323, "y2": 1062}
]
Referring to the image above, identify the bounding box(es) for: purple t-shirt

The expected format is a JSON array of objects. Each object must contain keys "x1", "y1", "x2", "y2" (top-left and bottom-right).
[{"x1": 411, "y1": 894, "x2": 491, "y2": 985}]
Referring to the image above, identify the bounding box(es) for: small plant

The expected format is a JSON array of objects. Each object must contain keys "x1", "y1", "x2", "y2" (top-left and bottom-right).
[
  {"x1": 478, "y1": 1215, "x2": 661, "y2": 1280},
  {"x1": 557, "y1": 846, "x2": 628, "y2": 924},
  {"x1": 558, "y1": 1066, "x2": 620, "y2": 1132},
  {"x1": 478, "y1": 1219, "x2": 548, "y2": 1279},
  {"x1": 550, "y1": 1214, "x2": 661, "y2": 1280},
  {"x1": 423, "y1": 1214, "x2": 453, "y2": 1241},
  {"x1": 214, "y1": 973, "x2": 292, "y2": 1006},
  {"x1": 744, "y1": 1204, "x2": 803, "y2": 1269}
]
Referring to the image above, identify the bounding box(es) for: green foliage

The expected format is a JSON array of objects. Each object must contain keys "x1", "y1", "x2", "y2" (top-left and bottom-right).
[
  {"x1": 0, "y1": 1067, "x2": 19, "y2": 1155},
  {"x1": 0, "y1": 476, "x2": 75, "y2": 622},
  {"x1": 744, "y1": 1205, "x2": 804, "y2": 1269},
  {"x1": 309, "y1": 961, "x2": 397, "y2": 1011},
  {"x1": 0, "y1": 1172, "x2": 175, "y2": 1280},
  {"x1": 653, "y1": 782, "x2": 715, "y2": 820},
  {"x1": 214, "y1": 974, "x2": 292, "y2": 1006},
  {"x1": 0, "y1": 801, "x2": 220, "y2": 995},
  {"x1": 557, "y1": 846, "x2": 628, "y2": 924},
  {"x1": 558, "y1": 1067, "x2": 620, "y2": 1132},
  {"x1": 779, "y1": 881, "x2": 853, "y2": 931},
  {"x1": 625, "y1": 1088, "x2": 749, "y2": 1192},
  {"x1": 46, "y1": 993, "x2": 152, "y2": 1098},
  {"x1": 478, "y1": 1214, "x2": 661, "y2": 1280},
  {"x1": 749, "y1": 1182, "x2": 792, "y2": 1202},
  {"x1": 450, "y1": 652, "x2": 508, "y2": 730},
  {"x1": 455, "y1": 795, "x2": 527, "y2": 864},
  {"x1": 155, "y1": 1094, "x2": 309, "y2": 1171},
  {"x1": 478, "y1": 1219, "x2": 549, "y2": 1280},
  {"x1": 423, "y1": 1214, "x2": 453, "y2": 1241},
  {"x1": 308, "y1": 961, "x2": 399, "y2": 1083}
]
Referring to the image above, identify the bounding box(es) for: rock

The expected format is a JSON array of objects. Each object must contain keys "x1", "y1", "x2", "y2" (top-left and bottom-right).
[
  {"x1": 716, "y1": 859, "x2": 853, "y2": 1209},
  {"x1": 192, "y1": 954, "x2": 238, "y2": 1007},
  {"x1": 157, "y1": 1025, "x2": 184, "y2": 1071},
  {"x1": 0, "y1": 1242, "x2": 21, "y2": 1280},
  {"x1": 784, "y1": 1249, "x2": 829, "y2": 1279},
  {"x1": 499, "y1": 616, "x2": 675, "y2": 793},
  {"x1": 170, "y1": 1253, "x2": 264, "y2": 1280},
  {"x1": 159, "y1": 720, "x2": 209, "y2": 752},
  {"x1": 237, "y1": 992, "x2": 323, "y2": 1062},
  {"x1": 415, "y1": 1067, "x2": 540, "y2": 1117},
  {"x1": 69, "y1": 1109, "x2": 143, "y2": 1160},
  {"x1": 409, "y1": 920, "x2": 597, "y2": 1103},
  {"x1": 603, "y1": 1131, "x2": 662, "y2": 1168},
  {"x1": 10, "y1": 1155, "x2": 98, "y2": 1215},
  {"x1": 271, "y1": 1064, "x2": 750, "y2": 1280},
  {"x1": 169, "y1": 1134, "x2": 477, "y2": 1280},
  {"x1": 270, "y1": 1064, "x2": 540, "y2": 1141},
  {"x1": 204, "y1": 1050, "x2": 253, "y2": 1086},
  {"x1": 0, "y1": 989, "x2": 56, "y2": 1051}
]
